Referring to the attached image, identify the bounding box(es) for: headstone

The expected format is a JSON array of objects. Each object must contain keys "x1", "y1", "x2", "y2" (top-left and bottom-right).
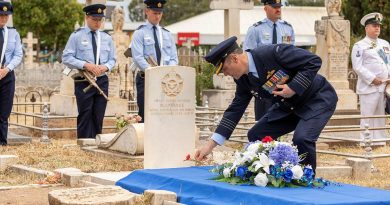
[
  {"x1": 213, "y1": 74, "x2": 236, "y2": 90},
  {"x1": 7, "y1": 132, "x2": 32, "y2": 145},
  {"x1": 315, "y1": 0, "x2": 358, "y2": 110},
  {"x1": 144, "y1": 66, "x2": 196, "y2": 168},
  {"x1": 48, "y1": 185, "x2": 137, "y2": 205},
  {"x1": 0, "y1": 155, "x2": 18, "y2": 171},
  {"x1": 210, "y1": 0, "x2": 254, "y2": 44},
  {"x1": 22, "y1": 32, "x2": 38, "y2": 67}
]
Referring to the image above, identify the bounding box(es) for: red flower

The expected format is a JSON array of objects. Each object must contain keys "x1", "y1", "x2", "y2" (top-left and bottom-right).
[
  {"x1": 185, "y1": 154, "x2": 191, "y2": 161},
  {"x1": 262, "y1": 136, "x2": 273, "y2": 143}
]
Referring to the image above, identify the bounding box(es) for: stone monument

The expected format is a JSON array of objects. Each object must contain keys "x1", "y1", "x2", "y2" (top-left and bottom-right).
[
  {"x1": 210, "y1": 0, "x2": 254, "y2": 44},
  {"x1": 110, "y1": 6, "x2": 133, "y2": 98},
  {"x1": 315, "y1": 0, "x2": 357, "y2": 110},
  {"x1": 144, "y1": 66, "x2": 196, "y2": 169}
]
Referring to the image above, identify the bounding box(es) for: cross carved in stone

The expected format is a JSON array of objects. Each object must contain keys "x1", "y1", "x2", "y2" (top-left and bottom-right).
[{"x1": 22, "y1": 32, "x2": 38, "y2": 65}]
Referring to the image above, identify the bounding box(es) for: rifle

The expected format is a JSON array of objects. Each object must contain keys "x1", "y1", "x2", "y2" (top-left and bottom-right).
[
  {"x1": 146, "y1": 56, "x2": 158, "y2": 67},
  {"x1": 69, "y1": 69, "x2": 109, "y2": 101}
]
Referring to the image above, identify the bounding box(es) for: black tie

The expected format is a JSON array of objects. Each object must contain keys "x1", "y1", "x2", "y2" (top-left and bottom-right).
[
  {"x1": 91, "y1": 31, "x2": 97, "y2": 64},
  {"x1": 272, "y1": 23, "x2": 277, "y2": 44},
  {"x1": 0, "y1": 28, "x2": 4, "y2": 65},
  {"x1": 152, "y1": 26, "x2": 161, "y2": 65}
]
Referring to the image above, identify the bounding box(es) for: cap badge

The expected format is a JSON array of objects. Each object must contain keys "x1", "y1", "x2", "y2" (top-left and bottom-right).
[
  {"x1": 98, "y1": 8, "x2": 102, "y2": 13},
  {"x1": 276, "y1": 0, "x2": 281, "y2": 3},
  {"x1": 3, "y1": 6, "x2": 7, "y2": 12},
  {"x1": 157, "y1": 2, "x2": 162, "y2": 8},
  {"x1": 375, "y1": 14, "x2": 379, "y2": 21}
]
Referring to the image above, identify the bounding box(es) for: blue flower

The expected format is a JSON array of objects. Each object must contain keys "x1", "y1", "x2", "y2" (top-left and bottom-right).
[
  {"x1": 283, "y1": 169, "x2": 293, "y2": 182},
  {"x1": 268, "y1": 144, "x2": 299, "y2": 165},
  {"x1": 236, "y1": 166, "x2": 248, "y2": 179},
  {"x1": 303, "y1": 167, "x2": 314, "y2": 180}
]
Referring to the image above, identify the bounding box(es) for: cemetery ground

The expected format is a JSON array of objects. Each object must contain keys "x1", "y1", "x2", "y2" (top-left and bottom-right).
[{"x1": 0, "y1": 139, "x2": 390, "y2": 204}]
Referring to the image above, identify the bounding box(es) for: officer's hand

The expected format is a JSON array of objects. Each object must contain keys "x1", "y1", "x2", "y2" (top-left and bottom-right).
[
  {"x1": 84, "y1": 63, "x2": 99, "y2": 76},
  {"x1": 195, "y1": 139, "x2": 218, "y2": 161},
  {"x1": 385, "y1": 79, "x2": 390, "y2": 84},
  {"x1": 0, "y1": 67, "x2": 9, "y2": 80},
  {"x1": 97, "y1": 65, "x2": 108, "y2": 76},
  {"x1": 273, "y1": 84, "x2": 296, "y2": 98},
  {"x1": 371, "y1": 77, "x2": 383, "y2": 86}
]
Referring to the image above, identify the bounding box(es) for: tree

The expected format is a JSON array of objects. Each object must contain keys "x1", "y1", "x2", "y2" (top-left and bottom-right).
[
  {"x1": 12, "y1": 0, "x2": 84, "y2": 55},
  {"x1": 342, "y1": 0, "x2": 389, "y2": 41},
  {"x1": 287, "y1": 0, "x2": 324, "y2": 6},
  {"x1": 128, "y1": 0, "x2": 211, "y2": 26}
]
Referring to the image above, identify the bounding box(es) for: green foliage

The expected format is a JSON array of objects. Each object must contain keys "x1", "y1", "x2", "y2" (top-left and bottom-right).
[
  {"x1": 12, "y1": 0, "x2": 84, "y2": 51},
  {"x1": 195, "y1": 61, "x2": 214, "y2": 105},
  {"x1": 342, "y1": 0, "x2": 389, "y2": 40},
  {"x1": 128, "y1": 0, "x2": 210, "y2": 26}
]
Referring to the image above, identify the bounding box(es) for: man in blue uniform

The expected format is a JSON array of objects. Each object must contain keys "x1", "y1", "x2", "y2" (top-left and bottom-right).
[
  {"x1": 62, "y1": 4, "x2": 116, "y2": 139},
  {"x1": 0, "y1": 2, "x2": 23, "y2": 146},
  {"x1": 195, "y1": 37, "x2": 338, "y2": 170},
  {"x1": 244, "y1": 0, "x2": 295, "y2": 121},
  {"x1": 130, "y1": 0, "x2": 178, "y2": 122}
]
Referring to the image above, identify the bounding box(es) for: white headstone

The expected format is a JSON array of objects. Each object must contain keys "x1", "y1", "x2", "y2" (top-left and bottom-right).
[
  {"x1": 22, "y1": 32, "x2": 38, "y2": 66},
  {"x1": 144, "y1": 66, "x2": 196, "y2": 169}
]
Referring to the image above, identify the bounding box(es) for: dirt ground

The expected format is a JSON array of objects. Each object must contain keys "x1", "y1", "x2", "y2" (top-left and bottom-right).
[{"x1": 0, "y1": 186, "x2": 67, "y2": 205}]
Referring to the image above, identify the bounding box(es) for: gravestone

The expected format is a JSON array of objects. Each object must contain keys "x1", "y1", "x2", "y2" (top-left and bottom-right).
[
  {"x1": 315, "y1": 0, "x2": 357, "y2": 110},
  {"x1": 22, "y1": 32, "x2": 38, "y2": 67},
  {"x1": 144, "y1": 66, "x2": 196, "y2": 168},
  {"x1": 210, "y1": 0, "x2": 254, "y2": 44}
]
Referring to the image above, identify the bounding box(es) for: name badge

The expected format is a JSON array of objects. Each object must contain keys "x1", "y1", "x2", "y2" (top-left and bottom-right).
[
  {"x1": 81, "y1": 39, "x2": 89, "y2": 46},
  {"x1": 263, "y1": 33, "x2": 270, "y2": 40}
]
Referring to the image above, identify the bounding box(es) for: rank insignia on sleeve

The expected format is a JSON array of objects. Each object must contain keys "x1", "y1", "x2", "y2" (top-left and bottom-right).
[
  {"x1": 356, "y1": 51, "x2": 361, "y2": 57},
  {"x1": 262, "y1": 70, "x2": 290, "y2": 94}
]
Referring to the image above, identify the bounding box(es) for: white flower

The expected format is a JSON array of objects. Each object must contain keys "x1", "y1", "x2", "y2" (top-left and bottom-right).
[
  {"x1": 291, "y1": 165, "x2": 303, "y2": 179},
  {"x1": 246, "y1": 142, "x2": 260, "y2": 153},
  {"x1": 223, "y1": 168, "x2": 232, "y2": 178},
  {"x1": 252, "y1": 153, "x2": 275, "y2": 174},
  {"x1": 242, "y1": 150, "x2": 257, "y2": 163},
  {"x1": 254, "y1": 173, "x2": 269, "y2": 187}
]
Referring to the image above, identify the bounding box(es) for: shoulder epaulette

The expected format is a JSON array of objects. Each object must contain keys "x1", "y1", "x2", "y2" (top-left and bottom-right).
[
  {"x1": 162, "y1": 27, "x2": 170, "y2": 32},
  {"x1": 73, "y1": 27, "x2": 84, "y2": 33},
  {"x1": 282, "y1": 21, "x2": 292, "y2": 27},
  {"x1": 136, "y1": 25, "x2": 145, "y2": 30},
  {"x1": 253, "y1": 21, "x2": 263, "y2": 27},
  {"x1": 102, "y1": 30, "x2": 111, "y2": 36},
  {"x1": 7, "y1": 26, "x2": 15, "y2": 29}
]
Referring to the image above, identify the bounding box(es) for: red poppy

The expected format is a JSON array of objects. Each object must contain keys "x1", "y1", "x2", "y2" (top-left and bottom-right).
[
  {"x1": 262, "y1": 136, "x2": 273, "y2": 143},
  {"x1": 185, "y1": 154, "x2": 191, "y2": 161}
]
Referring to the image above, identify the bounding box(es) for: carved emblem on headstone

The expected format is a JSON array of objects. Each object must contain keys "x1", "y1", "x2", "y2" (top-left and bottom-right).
[{"x1": 161, "y1": 70, "x2": 183, "y2": 97}]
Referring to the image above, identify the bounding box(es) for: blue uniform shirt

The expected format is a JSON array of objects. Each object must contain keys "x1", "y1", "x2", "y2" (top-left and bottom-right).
[
  {"x1": 244, "y1": 18, "x2": 295, "y2": 51},
  {"x1": 3, "y1": 27, "x2": 23, "y2": 71},
  {"x1": 62, "y1": 27, "x2": 116, "y2": 71},
  {"x1": 131, "y1": 21, "x2": 178, "y2": 71}
]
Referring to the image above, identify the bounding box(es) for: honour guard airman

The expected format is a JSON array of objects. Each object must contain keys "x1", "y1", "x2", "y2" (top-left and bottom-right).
[
  {"x1": 244, "y1": 0, "x2": 295, "y2": 122},
  {"x1": 130, "y1": 0, "x2": 178, "y2": 122},
  {"x1": 0, "y1": 2, "x2": 23, "y2": 146},
  {"x1": 351, "y1": 12, "x2": 390, "y2": 146},
  {"x1": 195, "y1": 36, "x2": 338, "y2": 171},
  {"x1": 62, "y1": 4, "x2": 116, "y2": 139}
]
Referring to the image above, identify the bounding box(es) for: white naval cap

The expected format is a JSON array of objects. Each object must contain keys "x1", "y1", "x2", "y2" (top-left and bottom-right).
[{"x1": 360, "y1": 12, "x2": 383, "y2": 26}]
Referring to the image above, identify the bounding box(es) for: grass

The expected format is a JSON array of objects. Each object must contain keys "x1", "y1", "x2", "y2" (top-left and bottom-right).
[
  {"x1": 1, "y1": 139, "x2": 390, "y2": 190},
  {"x1": 0, "y1": 139, "x2": 143, "y2": 186}
]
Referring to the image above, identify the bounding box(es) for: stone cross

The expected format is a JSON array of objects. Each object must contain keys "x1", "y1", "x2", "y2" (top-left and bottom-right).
[
  {"x1": 22, "y1": 32, "x2": 38, "y2": 66},
  {"x1": 210, "y1": 0, "x2": 253, "y2": 44}
]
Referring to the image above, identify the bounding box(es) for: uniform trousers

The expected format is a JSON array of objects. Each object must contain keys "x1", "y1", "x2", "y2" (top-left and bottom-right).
[
  {"x1": 74, "y1": 75, "x2": 108, "y2": 139},
  {"x1": 247, "y1": 106, "x2": 336, "y2": 170},
  {"x1": 0, "y1": 71, "x2": 15, "y2": 145},
  {"x1": 136, "y1": 73, "x2": 144, "y2": 123},
  {"x1": 359, "y1": 92, "x2": 387, "y2": 145}
]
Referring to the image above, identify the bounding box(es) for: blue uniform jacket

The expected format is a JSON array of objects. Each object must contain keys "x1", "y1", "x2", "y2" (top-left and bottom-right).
[
  {"x1": 62, "y1": 27, "x2": 116, "y2": 71},
  {"x1": 215, "y1": 44, "x2": 338, "y2": 139},
  {"x1": 3, "y1": 27, "x2": 23, "y2": 70}
]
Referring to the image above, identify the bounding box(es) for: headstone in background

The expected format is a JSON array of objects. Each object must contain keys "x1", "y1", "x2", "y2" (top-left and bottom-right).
[
  {"x1": 144, "y1": 66, "x2": 196, "y2": 169},
  {"x1": 315, "y1": 0, "x2": 357, "y2": 111}
]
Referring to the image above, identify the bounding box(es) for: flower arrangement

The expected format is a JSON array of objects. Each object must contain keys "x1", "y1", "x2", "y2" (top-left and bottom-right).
[
  {"x1": 115, "y1": 113, "x2": 142, "y2": 130},
  {"x1": 211, "y1": 136, "x2": 330, "y2": 188}
]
